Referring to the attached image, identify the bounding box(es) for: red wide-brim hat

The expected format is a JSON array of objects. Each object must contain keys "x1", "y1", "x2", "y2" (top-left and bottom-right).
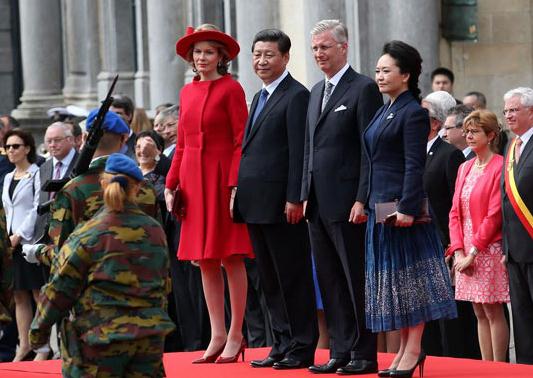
[{"x1": 175, "y1": 26, "x2": 240, "y2": 60}]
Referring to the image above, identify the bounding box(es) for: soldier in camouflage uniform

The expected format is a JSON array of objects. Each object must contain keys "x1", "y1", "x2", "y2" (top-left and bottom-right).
[
  {"x1": 29, "y1": 154, "x2": 174, "y2": 377},
  {"x1": 24, "y1": 110, "x2": 160, "y2": 272}
]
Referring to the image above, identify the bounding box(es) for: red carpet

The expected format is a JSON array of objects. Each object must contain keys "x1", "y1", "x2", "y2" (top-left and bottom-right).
[{"x1": 1, "y1": 348, "x2": 532, "y2": 377}]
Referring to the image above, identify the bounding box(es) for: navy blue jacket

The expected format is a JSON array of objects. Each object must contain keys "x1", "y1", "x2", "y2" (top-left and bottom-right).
[{"x1": 362, "y1": 90, "x2": 429, "y2": 216}]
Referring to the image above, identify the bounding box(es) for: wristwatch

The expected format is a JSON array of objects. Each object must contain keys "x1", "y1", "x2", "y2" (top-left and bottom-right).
[{"x1": 468, "y1": 246, "x2": 479, "y2": 257}]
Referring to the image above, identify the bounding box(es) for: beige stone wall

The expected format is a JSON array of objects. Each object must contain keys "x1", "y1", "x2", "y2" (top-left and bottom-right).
[{"x1": 440, "y1": 0, "x2": 533, "y2": 114}]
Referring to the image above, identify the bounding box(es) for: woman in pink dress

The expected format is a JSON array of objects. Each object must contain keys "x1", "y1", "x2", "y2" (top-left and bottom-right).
[
  {"x1": 448, "y1": 109, "x2": 509, "y2": 361},
  {"x1": 164, "y1": 24, "x2": 253, "y2": 363}
]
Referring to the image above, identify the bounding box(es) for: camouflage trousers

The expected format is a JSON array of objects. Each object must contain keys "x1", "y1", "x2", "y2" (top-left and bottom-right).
[{"x1": 60, "y1": 321, "x2": 165, "y2": 377}]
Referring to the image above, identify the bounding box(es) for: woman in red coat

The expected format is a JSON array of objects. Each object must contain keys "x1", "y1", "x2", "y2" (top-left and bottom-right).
[
  {"x1": 448, "y1": 109, "x2": 509, "y2": 361},
  {"x1": 164, "y1": 24, "x2": 253, "y2": 363}
]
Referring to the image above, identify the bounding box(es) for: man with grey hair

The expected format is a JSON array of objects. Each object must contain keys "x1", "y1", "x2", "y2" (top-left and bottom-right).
[
  {"x1": 154, "y1": 105, "x2": 178, "y2": 158},
  {"x1": 422, "y1": 91, "x2": 464, "y2": 247},
  {"x1": 31, "y1": 122, "x2": 78, "y2": 251},
  {"x1": 421, "y1": 93, "x2": 468, "y2": 357},
  {"x1": 442, "y1": 104, "x2": 476, "y2": 159},
  {"x1": 502, "y1": 86, "x2": 533, "y2": 364},
  {"x1": 301, "y1": 19, "x2": 382, "y2": 374},
  {"x1": 462, "y1": 91, "x2": 487, "y2": 110}
]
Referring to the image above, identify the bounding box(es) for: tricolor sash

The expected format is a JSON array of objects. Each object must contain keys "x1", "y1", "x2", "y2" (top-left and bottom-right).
[{"x1": 504, "y1": 138, "x2": 533, "y2": 238}]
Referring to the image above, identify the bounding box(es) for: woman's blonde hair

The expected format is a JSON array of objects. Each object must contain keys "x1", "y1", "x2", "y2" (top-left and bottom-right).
[
  {"x1": 186, "y1": 24, "x2": 231, "y2": 75},
  {"x1": 100, "y1": 172, "x2": 140, "y2": 212},
  {"x1": 463, "y1": 109, "x2": 501, "y2": 152}
]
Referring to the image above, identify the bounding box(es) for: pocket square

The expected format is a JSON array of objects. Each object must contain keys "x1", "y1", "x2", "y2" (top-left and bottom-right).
[{"x1": 334, "y1": 105, "x2": 347, "y2": 112}]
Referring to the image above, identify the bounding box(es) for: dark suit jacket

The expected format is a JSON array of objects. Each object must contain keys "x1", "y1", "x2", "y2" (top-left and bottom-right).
[
  {"x1": 362, "y1": 91, "x2": 429, "y2": 216},
  {"x1": 0, "y1": 155, "x2": 14, "y2": 188},
  {"x1": 235, "y1": 73, "x2": 308, "y2": 224},
  {"x1": 301, "y1": 67, "x2": 382, "y2": 221},
  {"x1": 423, "y1": 137, "x2": 465, "y2": 246},
  {"x1": 34, "y1": 150, "x2": 78, "y2": 242},
  {"x1": 502, "y1": 136, "x2": 533, "y2": 262}
]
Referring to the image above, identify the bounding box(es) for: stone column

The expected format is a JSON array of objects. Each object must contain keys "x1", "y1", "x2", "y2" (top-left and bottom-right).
[
  {"x1": 235, "y1": 0, "x2": 278, "y2": 101},
  {"x1": 97, "y1": 0, "x2": 136, "y2": 100},
  {"x1": 146, "y1": 0, "x2": 187, "y2": 109},
  {"x1": 134, "y1": 0, "x2": 150, "y2": 109},
  {"x1": 12, "y1": 0, "x2": 63, "y2": 119},
  {"x1": 388, "y1": 0, "x2": 440, "y2": 95},
  {"x1": 61, "y1": 0, "x2": 99, "y2": 108}
]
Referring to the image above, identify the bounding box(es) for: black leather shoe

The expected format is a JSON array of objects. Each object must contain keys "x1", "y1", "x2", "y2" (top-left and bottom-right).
[
  {"x1": 309, "y1": 358, "x2": 350, "y2": 374},
  {"x1": 272, "y1": 357, "x2": 313, "y2": 370},
  {"x1": 336, "y1": 359, "x2": 378, "y2": 375},
  {"x1": 250, "y1": 356, "x2": 282, "y2": 368}
]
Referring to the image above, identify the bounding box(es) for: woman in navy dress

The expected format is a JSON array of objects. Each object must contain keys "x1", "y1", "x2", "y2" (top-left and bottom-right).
[{"x1": 363, "y1": 41, "x2": 457, "y2": 378}]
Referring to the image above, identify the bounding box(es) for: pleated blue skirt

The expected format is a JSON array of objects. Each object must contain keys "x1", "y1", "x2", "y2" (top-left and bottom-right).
[{"x1": 365, "y1": 210, "x2": 457, "y2": 332}]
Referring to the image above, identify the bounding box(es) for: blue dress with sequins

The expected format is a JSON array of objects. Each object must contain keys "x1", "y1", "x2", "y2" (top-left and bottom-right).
[{"x1": 362, "y1": 91, "x2": 457, "y2": 332}]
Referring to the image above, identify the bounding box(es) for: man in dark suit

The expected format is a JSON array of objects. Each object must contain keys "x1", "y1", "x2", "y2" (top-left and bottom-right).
[
  {"x1": 502, "y1": 87, "x2": 533, "y2": 364},
  {"x1": 442, "y1": 105, "x2": 476, "y2": 160},
  {"x1": 110, "y1": 95, "x2": 136, "y2": 159},
  {"x1": 0, "y1": 115, "x2": 16, "y2": 187},
  {"x1": 234, "y1": 29, "x2": 317, "y2": 370},
  {"x1": 421, "y1": 92, "x2": 481, "y2": 359},
  {"x1": 422, "y1": 91, "x2": 465, "y2": 247},
  {"x1": 301, "y1": 19, "x2": 382, "y2": 375}
]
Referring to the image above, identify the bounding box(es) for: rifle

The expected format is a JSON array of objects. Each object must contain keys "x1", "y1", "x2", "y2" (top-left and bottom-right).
[{"x1": 37, "y1": 75, "x2": 119, "y2": 215}]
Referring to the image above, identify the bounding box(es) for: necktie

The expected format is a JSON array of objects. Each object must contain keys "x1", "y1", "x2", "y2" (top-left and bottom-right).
[
  {"x1": 321, "y1": 81, "x2": 334, "y2": 112},
  {"x1": 54, "y1": 161, "x2": 62, "y2": 179},
  {"x1": 252, "y1": 88, "x2": 269, "y2": 126},
  {"x1": 514, "y1": 137, "x2": 523, "y2": 164}
]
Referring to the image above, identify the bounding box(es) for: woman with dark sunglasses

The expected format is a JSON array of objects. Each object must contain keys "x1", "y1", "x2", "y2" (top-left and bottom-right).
[{"x1": 1, "y1": 128, "x2": 48, "y2": 361}]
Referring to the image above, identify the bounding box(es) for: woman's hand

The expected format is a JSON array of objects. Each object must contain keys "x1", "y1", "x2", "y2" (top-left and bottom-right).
[
  {"x1": 229, "y1": 187, "x2": 237, "y2": 219},
  {"x1": 394, "y1": 212, "x2": 414, "y2": 227},
  {"x1": 454, "y1": 253, "x2": 475, "y2": 274},
  {"x1": 10, "y1": 234, "x2": 21, "y2": 248},
  {"x1": 164, "y1": 188, "x2": 174, "y2": 213}
]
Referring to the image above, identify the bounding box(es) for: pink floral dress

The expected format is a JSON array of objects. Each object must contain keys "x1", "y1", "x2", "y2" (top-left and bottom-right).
[{"x1": 455, "y1": 167, "x2": 510, "y2": 303}]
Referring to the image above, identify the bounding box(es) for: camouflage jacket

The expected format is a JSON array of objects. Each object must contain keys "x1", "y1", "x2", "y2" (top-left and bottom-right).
[
  {"x1": 30, "y1": 203, "x2": 174, "y2": 347},
  {"x1": 0, "y1": 204, "x2": 13, "y2": 324},
  {"x1": 39, "y1": 156, "x2": 161, "y2": 269}
]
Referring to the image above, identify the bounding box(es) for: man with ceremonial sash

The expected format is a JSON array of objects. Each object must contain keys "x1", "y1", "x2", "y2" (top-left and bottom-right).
[{"x1": 502, "y1": 87, "x2": 533, "y2": 364}]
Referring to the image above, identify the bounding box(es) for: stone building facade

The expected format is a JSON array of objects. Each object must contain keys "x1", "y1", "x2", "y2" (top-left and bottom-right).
[{"x1": 0, "y1": 0, "x2": 531, "y2": 132}]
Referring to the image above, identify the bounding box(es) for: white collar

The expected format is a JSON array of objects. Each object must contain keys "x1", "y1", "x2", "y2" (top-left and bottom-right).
[
  {"x1": 52, "y1": 147, "x2": 76, "y2": 167},
  {"x1": 517, "y1": 127, "x2": 533, "y2": 148},
  {"x1": 325, "y1": 63, "x2": 350, "y2": 87},
  {"x1": 462, "y1": 146, "x2": 472, "y2": 157},
  {"x1": 427, "y1": 135, "x2": 439, "y2": 154},
  {"x1": 262, "y1": 70, "x2": 289, "y2": 98}
]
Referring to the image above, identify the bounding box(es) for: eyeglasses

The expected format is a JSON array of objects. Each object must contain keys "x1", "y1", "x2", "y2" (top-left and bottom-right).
[
  {"x1": 503, "y1": 107, "x2": 522, "y2": 116},
  {"x1": 5, "y1": 143, "x2": 25, "y2": 150},
  {"x1": 45, "y1": 137, "x2": 68, "y2": 145},
  {"x1": 462, "y1": 129, "x2": 483, "y2": 136}
]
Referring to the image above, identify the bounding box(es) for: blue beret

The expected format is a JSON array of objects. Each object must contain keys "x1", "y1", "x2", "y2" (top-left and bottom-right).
[
  {"x1": 105, "y1": 153, "x2": 143, "y2": 181},
  {"x1": 86, "y1": 109, "x2": 129, "y2": 134}
]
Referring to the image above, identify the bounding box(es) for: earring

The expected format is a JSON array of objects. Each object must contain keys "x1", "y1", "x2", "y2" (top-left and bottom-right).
[
  {"x1": 217, "y1": 61, "x2": 224, "y2": 68},
  {"x1": 192, "y1": 67, "x2": 198, "y2": 73}
]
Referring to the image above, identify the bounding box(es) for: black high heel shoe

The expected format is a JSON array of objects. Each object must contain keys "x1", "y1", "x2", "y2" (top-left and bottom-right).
[
  {"x1": 378, "y1": 367, "x2": 396, "y2": 377},
  {"x1": 390, "y1": 353, "x2": 426, "y2": 378}
]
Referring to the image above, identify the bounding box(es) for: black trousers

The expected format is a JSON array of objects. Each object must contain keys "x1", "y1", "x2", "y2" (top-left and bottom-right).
[
  {"x1": 247, "y1": 221, "x2": 318, "y2": 361},
  {"x1": 308, "y1": 214, "x2": 376, "y2": 361},
  {"x1": 507, "y1": 258, "x2": 533, "y2": 364}
]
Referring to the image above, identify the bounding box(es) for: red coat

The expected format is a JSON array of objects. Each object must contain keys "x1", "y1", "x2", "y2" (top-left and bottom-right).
[
  {"x1": 166, "y1": 75, "x2": 253, "y2": 260},
  {"x1": 448, "y1": 154, "x2": 503, "y2": 253}
]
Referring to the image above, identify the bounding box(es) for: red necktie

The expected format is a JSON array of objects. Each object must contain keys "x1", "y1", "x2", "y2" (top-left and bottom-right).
[{"x1": 515, "y1": 137, "x2": 523, "y2": 164}]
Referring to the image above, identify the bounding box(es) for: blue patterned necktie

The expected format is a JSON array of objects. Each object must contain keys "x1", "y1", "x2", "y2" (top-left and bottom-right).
[{"x1": 252, "y1": 88, "x2": 269, "y2": 125}]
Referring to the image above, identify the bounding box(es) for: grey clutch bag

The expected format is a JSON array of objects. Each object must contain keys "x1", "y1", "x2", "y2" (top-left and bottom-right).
[{"x1": 375, "y1": 198, "x2": 431, "y2": 225}]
